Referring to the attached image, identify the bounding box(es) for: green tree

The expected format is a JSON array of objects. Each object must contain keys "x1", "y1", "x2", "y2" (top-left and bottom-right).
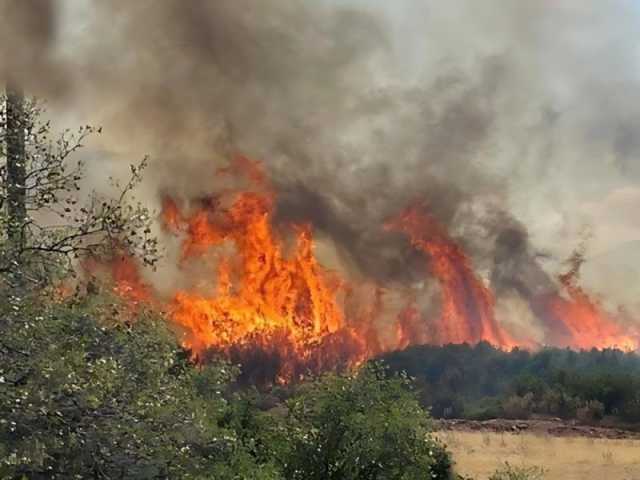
[
  {"x1": 0, "y1": 294, "x2": 280, "y2": 479},
  {"x1": 277, "y1": 363, "x2": 453, "y2": 480}
]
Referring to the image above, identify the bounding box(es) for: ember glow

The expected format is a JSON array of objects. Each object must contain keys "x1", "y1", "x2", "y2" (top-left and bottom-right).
[{"x1": 99, "y1": 157, "x2": 638, "y2": 382}]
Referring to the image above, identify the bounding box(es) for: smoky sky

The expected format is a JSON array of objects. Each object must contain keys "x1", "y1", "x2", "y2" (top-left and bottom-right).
[
  {"x1": 0, "y1": 0, "x2": 59, "y2": 93},
  {"x1": 3, "y1": 1, "x2": 640, "y2": 309}
]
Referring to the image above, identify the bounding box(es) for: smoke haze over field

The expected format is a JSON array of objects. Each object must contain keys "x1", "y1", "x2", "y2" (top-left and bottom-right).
[{"x1": 2, "y1": 0, "x2": 640, "y2": 338}]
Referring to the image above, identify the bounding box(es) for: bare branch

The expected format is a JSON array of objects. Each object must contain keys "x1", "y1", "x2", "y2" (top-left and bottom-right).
[{"x1": 0, "y1": 94, "x2": 159, "y2": 288}]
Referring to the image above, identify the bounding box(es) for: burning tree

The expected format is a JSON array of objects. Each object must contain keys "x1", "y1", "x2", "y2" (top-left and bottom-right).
[{"x1": 0, "y1": 86, "x2": 158, "y2": 288}]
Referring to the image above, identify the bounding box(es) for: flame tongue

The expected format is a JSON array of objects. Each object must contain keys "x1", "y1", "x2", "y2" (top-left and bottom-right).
[
  {"x1": 166, "y1": 159, "x2": 365, "y2": 381},
  {"x1": 170, "y1": 204, "x2": 347, "y2": 355},
  {"x1": 385, "y1": 204, "x2": 514, "y2": 348},
  {"x1": 540, "y1": 254, "x2": 638, "y2": 350}
]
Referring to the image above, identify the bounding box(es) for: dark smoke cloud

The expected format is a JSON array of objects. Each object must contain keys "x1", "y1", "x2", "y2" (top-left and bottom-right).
[{"x1": 47, "y1": 0, "x2": 512, "y2": 285}]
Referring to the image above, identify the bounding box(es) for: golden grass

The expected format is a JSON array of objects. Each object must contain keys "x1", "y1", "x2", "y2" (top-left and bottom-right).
[{"x1": 438, "y1": 431, "x2": 640, "y2": 480}]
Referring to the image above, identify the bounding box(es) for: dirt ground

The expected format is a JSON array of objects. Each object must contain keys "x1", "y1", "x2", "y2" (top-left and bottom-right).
[
  {"x1": 437, "y1": 430, "x2": 640, "y2": 480},
  {"x1": 434, "y1": 418, "x2": 640, "y2": 439}
]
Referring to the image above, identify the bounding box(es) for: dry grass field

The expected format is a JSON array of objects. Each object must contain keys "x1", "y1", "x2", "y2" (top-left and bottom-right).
[{"x1": 439, "y1": 431, "x2": 640, "y2": 480}]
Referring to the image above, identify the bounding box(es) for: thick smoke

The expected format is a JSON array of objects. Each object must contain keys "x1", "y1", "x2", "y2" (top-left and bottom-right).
[
  {"x1": 2, "y1": 1, "x2": 640, "y2": 337},
  {"x1": 0, "y1": 0, "x2": 57, "y2": 90}
]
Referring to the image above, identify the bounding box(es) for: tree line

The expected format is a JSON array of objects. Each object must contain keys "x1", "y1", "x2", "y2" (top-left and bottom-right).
[{"x1": 381, "y1": 342, "x2": 640, "y2": 424}]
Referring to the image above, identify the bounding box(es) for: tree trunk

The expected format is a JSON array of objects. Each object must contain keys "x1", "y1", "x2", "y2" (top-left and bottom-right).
[{"x1": 5, "y1": 83, "x2": 27, "y2": 257}]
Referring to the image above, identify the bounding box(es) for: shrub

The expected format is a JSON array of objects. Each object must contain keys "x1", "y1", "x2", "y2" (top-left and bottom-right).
[
  {"x1": 279, "y1": 363, "x2": 454, "y2": 480},
  {"x1": 0, "y1": 294, "x2": 278, "y2": 479},
  {"x1": 576, "y1": 400, "x2": 605, "y2": 423},
  {"x1": 620, "y1": 394, "x2": 640, "y2": 422},
  {"x1": 463, "y1": 397, "x2": 502, "y2": 420},
  {"x1": 537, "y1": 389, "x2": 562, "y2": 415},
  {"x1": 502, "y1": 393, "x2": 534, "y2": 420},
  {"x1": 489, "y1": 462, "x2": 546, "y2": 480}
]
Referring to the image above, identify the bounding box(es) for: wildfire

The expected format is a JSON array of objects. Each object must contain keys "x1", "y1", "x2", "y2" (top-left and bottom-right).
[
  {"x1": 93, "y1": 156, "x2": 638, "y2": 381},
  {"x1": 84, "y1": 250, "x2": 153, "y2": 305},
  {"x1": 540, "y1": 250, "x2": 638, "y2": 351},
  {"x1": 163, "y1": 158, "x2": 370, "y2": 381},
  {"x1": 385, "y1": 204, "x2": 515, "y2": 348}
]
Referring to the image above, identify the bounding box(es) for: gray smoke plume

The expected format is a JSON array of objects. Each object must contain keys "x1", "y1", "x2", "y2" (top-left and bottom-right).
[
  {"x1": 3, "y1": 1, "x2": 640, "y2": 338},
  {"x1": 0, "y1": 0, "x2": 58, "y2": 90}
]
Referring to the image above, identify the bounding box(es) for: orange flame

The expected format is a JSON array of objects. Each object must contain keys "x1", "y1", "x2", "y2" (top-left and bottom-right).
[
  {"x1": 163, "y1": 158, "x2": 369, "y2": 381},
  {"x1": 83, "y1": 251, "x2": 152, "y2": 306},
  {"x1": 92, "y1": 156, "x2": 638, "y2": 382},
  {"x1": 386, "y1": 204, "x2": 515, "y2": 348},
  {"x1": 540, "y1": 253, "x2": 638, "y2": 350},
  {"x1": 161, "y1": 197, "x2": 182, "y2": 234}
]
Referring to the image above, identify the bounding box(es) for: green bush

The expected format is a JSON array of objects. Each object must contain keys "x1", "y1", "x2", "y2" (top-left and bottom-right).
[
  {"x1": 0, "y1": 294, "x2": 279, "y2": 479},
  {"x1": 489, "y1": 462, "x2": 545, "y2": 480},
  {"x1": 463, "y1": 397, "x2": 502, "y2": 421},
  {"x1": 278, "y1": 363, "x2": 453, "y2": 480},
  {"x1": 537, "y1": 390, "x2": 562, "y2": 416},
  {"x1": 501, "y1": 394, "x2": 534, "y2": 420}
]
